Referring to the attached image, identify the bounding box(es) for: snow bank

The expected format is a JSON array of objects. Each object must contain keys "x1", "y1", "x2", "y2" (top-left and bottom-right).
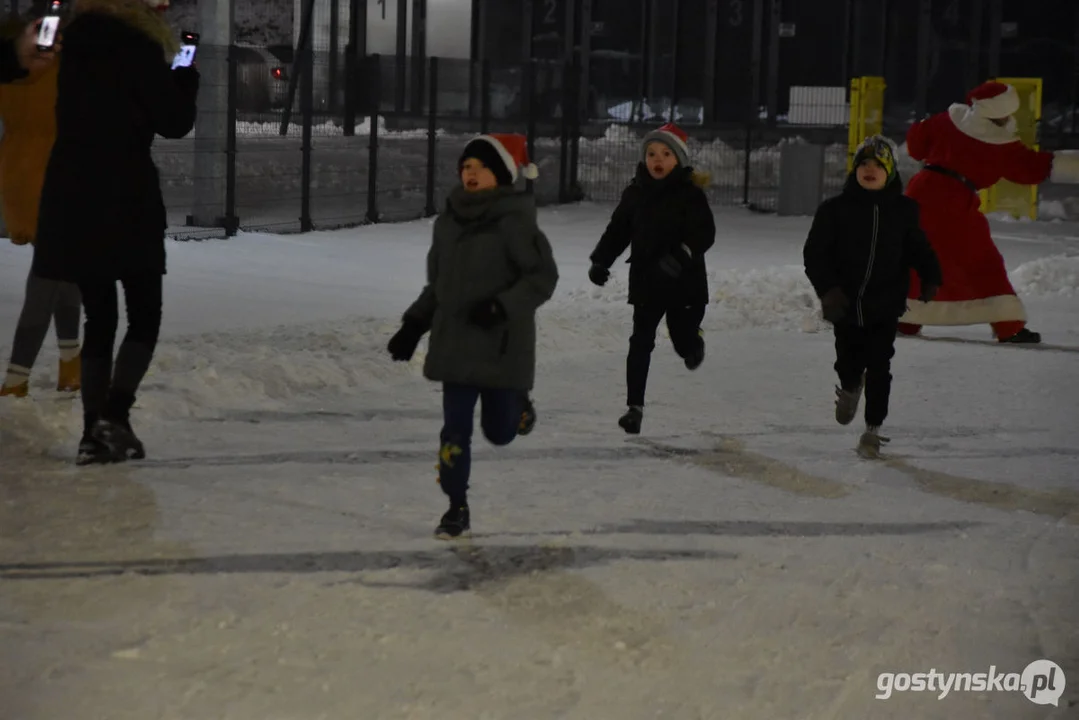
[{"x1": 1009, "y1": 255, "x2": 1079, "y2": 298}]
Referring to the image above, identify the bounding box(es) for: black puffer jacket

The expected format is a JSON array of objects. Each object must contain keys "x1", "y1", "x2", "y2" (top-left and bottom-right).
[
  {"x1": 590, "y1": 164, "x2": 716, "y2": 306},
  {"x1": 803, "y1": 174, "x2": 942, "y2": 327}
]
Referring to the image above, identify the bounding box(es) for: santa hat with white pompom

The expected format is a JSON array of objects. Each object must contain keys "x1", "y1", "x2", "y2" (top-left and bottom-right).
[{"x1": 459, "y1": 134, "x2": 539, "y2": 186}]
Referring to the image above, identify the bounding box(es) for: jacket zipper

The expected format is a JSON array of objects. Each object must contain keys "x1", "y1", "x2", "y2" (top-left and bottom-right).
[{"x1": 856, "y1": 204, "x2": 879, "y2": 327}]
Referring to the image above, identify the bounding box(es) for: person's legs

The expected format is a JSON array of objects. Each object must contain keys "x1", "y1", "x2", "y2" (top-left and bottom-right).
[
  {"x1": 2, "y1": 270, "x2": 61, "y2": 395},
  {"x1": 666, "y1": 304, "x2": 706, "y2": 369},
  {"x1": 107, "y1": 273, "x2": 164, "y2": 418},
  {"x1": 626, "y1": 302, "x2": 666, "y2": 407},
  {"x1": 53, "y1": 280, "x2": 82, "y2": 391},
  {"x1": 75, "y1": 278, "x2": 119, "y2": 465},
  {"x1": 862, "y1": 321, "x2": 898, "y2": 429},
  {"x1": 479, "y1": 388, "x2": 522, "y2": 447},
  {"x1": 833, "y1": 323, "x2": 867, "y2": 425},
  {"x1": 435, "y1": 383, "x2": 480, "y2": 539}
]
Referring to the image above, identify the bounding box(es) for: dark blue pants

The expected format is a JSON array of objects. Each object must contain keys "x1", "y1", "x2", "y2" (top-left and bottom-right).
[{"x1": 438, "y1": 383, "x2": 522, "y2": 504}]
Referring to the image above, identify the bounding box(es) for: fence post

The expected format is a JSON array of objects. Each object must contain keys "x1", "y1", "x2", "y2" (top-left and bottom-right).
[
  {"x1": 344, "y1": 0, "x2": 367, "y2": 136},
  {"x1": 425, "y1": 56, "x2": 439, "y2": 217},
  {"x1": 525, "y1": 60, "x2": 537, "y2": 195},
  {"x1": 744, "y1": 0, "x2": 765, "y2": 206},
  {"x1": 480, "y1": 59, "x2": 491, "y2": 133},
  {"x1": 568, "y1": 62, "x2": 581, "y2": 199},
  {"x1": 367, "y1": 54, "x2": 381, "y2": 223},
  {"x1": 188, "y1": 0, "x2": 233, "y2": 230},
  {"x1": 300, "y1": 19, "x2": 314, "y2": 232},
  {"x1": 558, "y1": 61, "x2": 570, "y2": 202},
  {"x1": 329, "y1": 0, "x2": 339, "y2": 114},
  {"x1": 224, "y1": 44, "x2": 239, "y2": 235}
]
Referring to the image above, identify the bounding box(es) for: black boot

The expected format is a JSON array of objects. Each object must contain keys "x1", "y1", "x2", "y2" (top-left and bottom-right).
[
  {"x1": 96, "y1": 391, "x2": 145, "y2": 460},
  {"x1": 518, "y1": 393, "x2": 537, "y2": 436},
  {"x1": 684, "y1": 333, "x2": 705, "y2": 370},
  {"x1": 76, "y1": 412, "x2": 116, "y2": 466},
  {"x1": 435, "y1": 501, "x2": 471, "y2": 540},
  {"x1": 999, "y1": 328, "x2": 1041, "y2": 344},
  {"x1": 618, "y1": 405, "x2": 643, "y2": 434}
]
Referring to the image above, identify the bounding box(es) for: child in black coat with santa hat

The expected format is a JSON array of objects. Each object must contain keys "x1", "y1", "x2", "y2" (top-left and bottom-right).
[{"x1": 587, "y1": 123, "x2": 716, "y2": 434}]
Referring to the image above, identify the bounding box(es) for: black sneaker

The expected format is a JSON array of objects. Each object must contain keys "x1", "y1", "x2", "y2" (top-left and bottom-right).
[
  {"x1": 435, "y1": 504, "x2": 471, "y2": 540},
  {"x1": 518, "y1": 394, "x2": 536, "y2": 436},
  {"x1": 76, "y1": 433, "x2": 117, "y2": 466},
  {"x1": 94, "y1": 418, "x2": 146, "y2": 460},
  {"x1": 999, "y1": 328, "x2": 1041, "y2": 344},
  {"x1": 618, "y1": 405, "x2": 643, "y2": 434}
]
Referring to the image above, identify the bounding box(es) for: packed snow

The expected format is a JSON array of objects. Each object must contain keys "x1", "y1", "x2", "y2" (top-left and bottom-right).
[{"x1": 1, "y1": 203, "x2": 1077, "y2": 719}]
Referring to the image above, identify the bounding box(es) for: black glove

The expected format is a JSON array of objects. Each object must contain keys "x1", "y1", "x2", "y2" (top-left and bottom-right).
[
  {"x1": 387, "y1": 319, "x2": 426, "y2": 361},
  {"x1": 588, "y1": 263, "x2": 610, "y2": 286},
  {"x1": 918, "y1": 283, "x2": 939, "y2": 303},
  {"x1": 467, "y1": 298, "x2": 507, "y2": 329},
  {"x1": 820, "y1": 286, "x2": 849, "y2": 324}
]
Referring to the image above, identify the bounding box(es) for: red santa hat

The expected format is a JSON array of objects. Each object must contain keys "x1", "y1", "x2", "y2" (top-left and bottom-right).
[
  {"x1": 460, "y1": 134, "x2": 539, "y2": 185},
  {"x1": 966, "y1": 81, "x2": 1020, "y2": 119},
  {"x1": 641, "y1": 123, "x2": 690, "y2": 166}
]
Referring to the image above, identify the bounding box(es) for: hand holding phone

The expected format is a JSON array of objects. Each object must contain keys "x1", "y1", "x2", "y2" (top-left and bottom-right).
[
  {"x1": 171, "y1": 31, "x2": 199, "y2": 69},
  {"x1": 36, "y1": 0, "x2": 64, "y2": 52}
]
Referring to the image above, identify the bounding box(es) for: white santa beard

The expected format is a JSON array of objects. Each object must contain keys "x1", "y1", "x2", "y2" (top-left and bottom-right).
[{"x1": 947, "y1": 105, "x2": 1019, "y2": 145}]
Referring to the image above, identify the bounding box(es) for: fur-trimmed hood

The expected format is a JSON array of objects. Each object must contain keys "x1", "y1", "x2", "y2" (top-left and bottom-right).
[{"x1": 73, "y1": 0, "x2": 180, "y2": 60}]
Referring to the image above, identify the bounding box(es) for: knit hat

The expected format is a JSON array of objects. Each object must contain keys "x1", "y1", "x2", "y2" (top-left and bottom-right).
[
  {"x1": 852, "y1": 135, "x2": 898, "y2": 183},
  {"x1": 641, "y1": 123, "x2": 690, "y2": 167},
  {"x1": 966, "y1": 81, "x2": 1020, "y2": 119},
  {"x1": 459, "y1": 134, "x2": 539, "y2": 186}
]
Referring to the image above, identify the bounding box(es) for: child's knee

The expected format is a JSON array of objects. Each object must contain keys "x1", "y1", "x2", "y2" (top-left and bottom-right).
[
  {"x1": 629, "y1": 334, "x2": 656, "y2": 354},
  {"x1": 481, "y1": 422, "x2": 516, "y2": 447}
]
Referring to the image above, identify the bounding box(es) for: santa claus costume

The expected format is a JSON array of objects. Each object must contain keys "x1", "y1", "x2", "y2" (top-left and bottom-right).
[{"x1": 899, "y1": 81, "x2": 1079, "y2": 343}]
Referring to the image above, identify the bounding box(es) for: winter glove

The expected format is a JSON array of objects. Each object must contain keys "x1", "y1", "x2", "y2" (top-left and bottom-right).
[
  {"x1": 387, "y1": 319, "x2": 427, "y2": 361},
  {"x1": 588, "y1": 263, "x2": 610, "y2": 286},
  {"x1": 820, "y1": 287, "x2": 849, "y2": 324},
  {"x1": 467, "y1": 298, "x2": 507, "y2": 329},
  {"x1": 918, "y1": 283, "x2": 939, "y2": 303}
]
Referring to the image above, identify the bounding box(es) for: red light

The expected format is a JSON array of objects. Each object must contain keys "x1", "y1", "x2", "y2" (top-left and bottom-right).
[{"x1": 272, "y1": 67, "x2": 283, "y2": 79}]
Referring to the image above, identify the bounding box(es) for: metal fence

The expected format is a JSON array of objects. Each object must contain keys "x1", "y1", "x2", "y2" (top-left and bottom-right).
[{"x1": 150, "y1": 0, "x2": 1079, "y2": 239}]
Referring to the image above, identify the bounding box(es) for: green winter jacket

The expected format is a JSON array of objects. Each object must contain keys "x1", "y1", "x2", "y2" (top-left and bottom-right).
[{"x1": 404, "y1": 186, "x2": 559, "y2": 391}]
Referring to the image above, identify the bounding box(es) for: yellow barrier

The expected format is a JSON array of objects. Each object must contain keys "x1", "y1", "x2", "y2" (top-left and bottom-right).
[
  {"x1": 847, "y1": 76, "x2": 886, "y2": 172},
  {"x1": 978, "y1": 77, "x2": 1043, "y2": 220}
]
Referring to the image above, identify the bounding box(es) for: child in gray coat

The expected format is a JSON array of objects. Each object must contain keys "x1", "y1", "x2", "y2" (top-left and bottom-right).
[{"x1": 387, "y1": 134, "x2": 559, "y2": 539}]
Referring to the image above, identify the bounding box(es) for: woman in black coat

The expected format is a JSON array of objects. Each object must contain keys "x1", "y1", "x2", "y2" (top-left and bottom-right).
[
  {"x1": 587, "y1": 124, "x2": 716, "y2": 434},
  {"x1": 32, "y1": 0, "x2": 198, "y2": 465}
]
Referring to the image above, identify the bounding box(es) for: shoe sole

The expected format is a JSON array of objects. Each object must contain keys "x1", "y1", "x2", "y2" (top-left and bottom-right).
[
  {"x1": 619, "y1": 420, "x2": 641, "y2": 434},
  {"x1": 434, "y1": 529, "x2": 472, "y2": 541}
]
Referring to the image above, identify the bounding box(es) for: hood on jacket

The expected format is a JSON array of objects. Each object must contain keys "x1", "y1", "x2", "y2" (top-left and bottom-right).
[{"x1": 74, "y1": 0, "x2": 180, "y2": 59}]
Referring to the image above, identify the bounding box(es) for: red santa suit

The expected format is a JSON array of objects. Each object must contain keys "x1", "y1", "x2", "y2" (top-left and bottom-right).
[{"x1": 899, "y1": 82, "x2": 1078, "y2": 341}]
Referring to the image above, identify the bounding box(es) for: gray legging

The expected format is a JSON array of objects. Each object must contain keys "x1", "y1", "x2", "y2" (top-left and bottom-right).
[{"x1": 7, "y1": 268, "x2": 81, "y2": 372}]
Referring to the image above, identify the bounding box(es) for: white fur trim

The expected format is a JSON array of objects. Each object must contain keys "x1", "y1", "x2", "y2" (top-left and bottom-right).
[
  {"x1": 947, "y1": 104, "x2": 1020, "y2": 146},
  {"x1": 900, "y1": 294, "x2": 1026, "y2": 325},
  {"x1": 473, "y1": 135, "x2": 520, "y2": 183},
  {"x1": 972, "y1": 85, "x2": 1019, "y2": 119},
  {"x1": 1050, "y1": 150, "x2": 1079, "y2": 184},
  {"x1": 522, "y1": 162, "x2": 539, "y2": 180}
]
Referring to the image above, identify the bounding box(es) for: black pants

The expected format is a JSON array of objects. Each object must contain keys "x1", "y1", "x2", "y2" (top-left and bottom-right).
[
  {"x1": 77, "y1": 274, "x2": 163, "y2": 425},
  {"x1": 833, "y1": 319, "x2": 898, "y2": 427},
  {"x1": 438, "y1": 383, "x2": 522, "y2": 504},
  {"x1": 626, "y1": 302, "x2": 705, "y2": 407}
]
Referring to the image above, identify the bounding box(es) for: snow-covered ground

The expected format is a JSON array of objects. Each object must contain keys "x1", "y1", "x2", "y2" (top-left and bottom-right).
[{"x1": 1, "y1": 204, "x2": 1077, "y2": 719}]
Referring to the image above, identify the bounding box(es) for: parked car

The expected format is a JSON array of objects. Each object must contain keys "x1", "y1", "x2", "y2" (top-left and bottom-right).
[{"x1": 235, "y1": 43, "x2": 290, "y2": 113}]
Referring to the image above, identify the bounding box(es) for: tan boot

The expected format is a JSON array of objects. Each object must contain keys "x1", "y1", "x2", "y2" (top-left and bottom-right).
[
  {"x1": 0, "y1": 381, "x2": 28, "y2": 398},
  {"x1": 57, "y1": 354, "x2": 81, "y2": 392}
]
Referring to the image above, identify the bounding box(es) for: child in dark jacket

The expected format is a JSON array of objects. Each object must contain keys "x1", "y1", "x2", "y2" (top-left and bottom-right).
[
  {"x1": 587, "y1": 123, "x2": 716, "y2": 434},
  {"x1": 387, "y1": 134, "x2": 559, "y2": 539},
  {"x1": 803, "y1": 135, "x2": 943, "y2": 457}
]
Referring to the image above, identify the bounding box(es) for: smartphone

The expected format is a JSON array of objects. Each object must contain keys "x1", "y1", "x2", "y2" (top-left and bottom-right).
[
  {"x1": 36, "y1": 0, "x2": 63, "y2": 52},
  {"x1": 171, "y1": 31, "x2": 199, "y2": 69}
]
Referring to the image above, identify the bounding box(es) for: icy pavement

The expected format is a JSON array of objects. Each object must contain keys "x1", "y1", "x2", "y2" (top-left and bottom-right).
[{"x1": 1, "y1": 204, "x2": 1077, "y2": 719}]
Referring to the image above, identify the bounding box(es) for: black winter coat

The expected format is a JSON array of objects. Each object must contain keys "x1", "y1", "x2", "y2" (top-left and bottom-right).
[
  {"x1": 803, "y1": 175, "x2": 943, "y2": 327},
  {"x1": 0, "y1": 37, "x2": 26, "y2": 83},
  {"x1": 590, "y1": 164, "x2": 716, "y2": 306},
  {"x1": 32, "y1": 6, "x2": 198, "y2": 283}
]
